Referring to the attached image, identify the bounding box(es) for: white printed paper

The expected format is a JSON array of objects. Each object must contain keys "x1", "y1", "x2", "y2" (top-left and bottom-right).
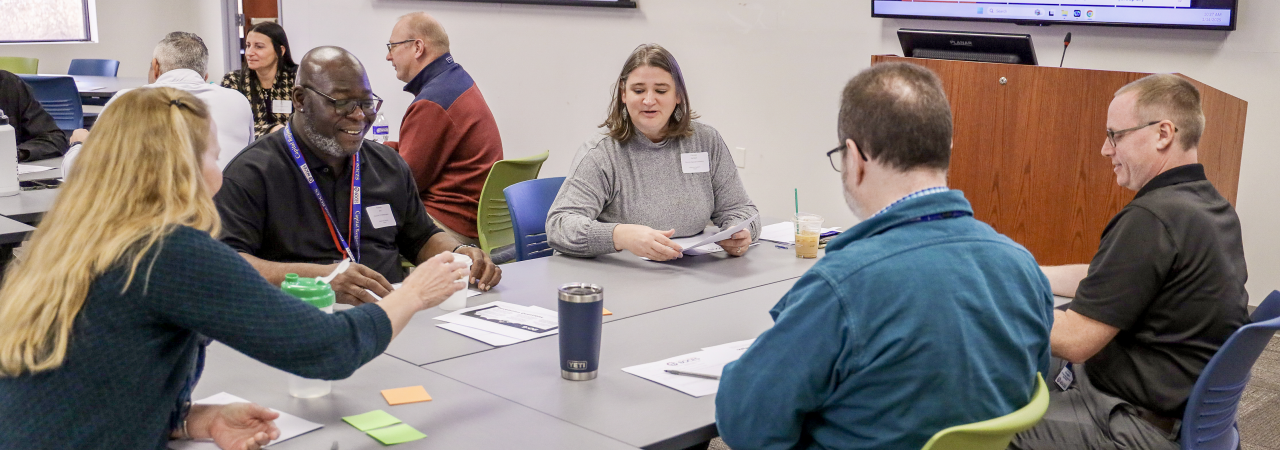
[
  {"x1": 434, "y1": 302, "x2": 559, "y2": 344},
  {"x1": 669, "y1": 214, "x2": 759, "y2": 255},
  {"x1": 680, "y1": 152, "x2": 710, "y2": 173},
  {"x1": 622, "y1": 346, "x2": 746, "y2": 397},
  {"x1": 758, "y1": 221, "x2": 842, "y2": 244},
  {"x1": 437, "y1": 323, "x2": 524, "y2": 346},
  {"x1": 271, "y1": 99, "x2": 293, "y2": 114},
  {"x1": 167, "y1": 392, "x2": 321, "y2": 449},
  {"x1": 366, "y1": 204, "x2": 396, "y2": 229},
  {"x1": 17, "y1": 164, "x2": 55, "y2": 175}
]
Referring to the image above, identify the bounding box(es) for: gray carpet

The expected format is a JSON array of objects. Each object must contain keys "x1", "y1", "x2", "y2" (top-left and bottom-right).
[{"x1": 710, "y1": 334, "x2": 1280, "y2": 450}]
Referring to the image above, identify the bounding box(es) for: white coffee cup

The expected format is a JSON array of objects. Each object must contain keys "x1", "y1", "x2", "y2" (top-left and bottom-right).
[{"x1": 438, "y1": 252, "x2": 473, "y2": 311}]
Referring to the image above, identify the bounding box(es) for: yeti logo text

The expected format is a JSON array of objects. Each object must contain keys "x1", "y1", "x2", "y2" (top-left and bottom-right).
[{"x1": 568, "y1": 360, "x2": 588, "y2": 370}]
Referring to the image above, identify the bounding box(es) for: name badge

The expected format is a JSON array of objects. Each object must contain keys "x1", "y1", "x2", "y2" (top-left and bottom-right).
[
  {"x1": 681, "y1": 152, "x2": 710, "y2": 174},
  {"x1": 272, "y1": 99, "x2": 293, "y2": 114},
  {"x1": 1055, "y1": 363, "x2": 1075, "y2": 391},
  {"x1": 367, "y1": 204, "x2": 396, "y2": 229}
]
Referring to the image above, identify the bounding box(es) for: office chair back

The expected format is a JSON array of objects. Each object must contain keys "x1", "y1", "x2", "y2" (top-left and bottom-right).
[
  {"x1": 1180, "y1": 291, "x2": 1280, "y2": 450},
  {"x1": 504, "y1": 177, "x2": 566, "y2": 261},
  {"x1": 17, "y1": 75, "x2": 83, "y2": 131},
  {"x1": 1251, "y1": 290, "x2": 1280, "y2": 323},
  {"x1": 68, "y1": 59, "x2": 120, "y2": 77},
  {"x1": 920, "y1": 374, "x2": 1049, "y2": 450},
  {"x1": 476, "y1": 151, "x2": 549, "y2": 253},
  {"x1": 0, "y1": 57, "x2": 39, "y2": 74}
]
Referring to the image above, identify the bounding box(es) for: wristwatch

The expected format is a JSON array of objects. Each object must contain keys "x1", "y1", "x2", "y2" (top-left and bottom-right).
[{"x1": 452, "y1": 243, "x2": 479, "y2": 253}]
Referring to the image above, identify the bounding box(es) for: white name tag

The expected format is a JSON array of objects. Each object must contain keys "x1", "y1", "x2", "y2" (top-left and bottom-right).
[
  {"x1": 272, "y1": 99, "x2": 293, "y2": 114},
  {"x1": 681, "y1": 152, "x2": 710, "y2": 174},
  {"x1": 367, "y1": 204, "x2": 396, "y2": 229}
]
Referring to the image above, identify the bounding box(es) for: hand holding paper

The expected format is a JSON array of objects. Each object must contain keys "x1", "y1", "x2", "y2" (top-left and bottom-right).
[{"x1": 669, "y1": 214, "x2": 760, "y2": 256}]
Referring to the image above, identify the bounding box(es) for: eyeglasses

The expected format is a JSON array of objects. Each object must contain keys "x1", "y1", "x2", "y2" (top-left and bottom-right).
[
  {"x1": 302, "y1": 85, "x2": 383, "y2": 116},
  {"x1": 1106, "y1": 121, "x2": 1174, "y2": 148},
  {"x1": 386, "y1": 39, "x2": 420, "y2": 53},
  {"x1": 826, "y1": 142, "x2": 868, "y2": 172}
]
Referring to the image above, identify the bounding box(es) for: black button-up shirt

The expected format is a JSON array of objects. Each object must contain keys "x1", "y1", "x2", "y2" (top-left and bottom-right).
[
  {"x1": 0, "y1": 70, "x2": 68, "y2": 161},
  {"x1": 1072, "y1": 163, "x2": 1249, "y2": 418},
  {"x1": 215, "y1": 127, "x2": 442, "y2": 283}
]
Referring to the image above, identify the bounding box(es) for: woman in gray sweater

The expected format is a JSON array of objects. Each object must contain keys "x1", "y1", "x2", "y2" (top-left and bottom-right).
[{"x1": 547, "y1": 44, "x2": 760, "y2": 261}]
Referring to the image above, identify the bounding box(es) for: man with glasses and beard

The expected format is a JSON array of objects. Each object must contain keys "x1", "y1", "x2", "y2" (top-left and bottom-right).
[{"x1": 216, "y1": 47, "x2": 501, "y2": 306}]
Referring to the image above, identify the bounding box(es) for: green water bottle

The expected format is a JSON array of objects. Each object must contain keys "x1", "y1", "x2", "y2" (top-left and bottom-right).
[{"x1": 281, "y1": 273, "x2": 335, "y2": 398}]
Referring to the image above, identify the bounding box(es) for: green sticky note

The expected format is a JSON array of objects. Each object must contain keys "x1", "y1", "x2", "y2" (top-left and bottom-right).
[
  {"x1": 342, "y1": 410, "x2": 401, "y2": 432},
  {"x1": 367, "y1": 423, "x2": 427, "y2": 445}
]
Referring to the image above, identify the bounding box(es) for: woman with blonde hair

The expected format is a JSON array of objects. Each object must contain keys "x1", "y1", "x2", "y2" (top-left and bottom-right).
[
  {"x1": 0, "y1": 87, "x2": 468, "y2": 449},
  {"x1": 546, "y1": 43, "x2": 760, "y2": 261}
]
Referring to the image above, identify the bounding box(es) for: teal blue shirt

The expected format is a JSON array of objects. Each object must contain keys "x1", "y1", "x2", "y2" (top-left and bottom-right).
[{"x1": 716, "y1": 190, "x2": 1053, "y2": 450}]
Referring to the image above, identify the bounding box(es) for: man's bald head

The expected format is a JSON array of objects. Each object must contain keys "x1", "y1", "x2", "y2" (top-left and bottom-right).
[
  {"x1": 397, "y1": 12, "x2": 450, "y2": 54},
  {"x1": 297, "y1": 46, "x2": 368, "y2": 90}
]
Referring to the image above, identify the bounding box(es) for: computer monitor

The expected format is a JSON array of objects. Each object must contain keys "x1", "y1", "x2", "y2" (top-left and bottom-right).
[
  {"x1": 873, "y1": 1, "x2": 1237, "y2": 31},
  {"x1": 897, "y1": 29, "x2": 1038, "y2": 66}
]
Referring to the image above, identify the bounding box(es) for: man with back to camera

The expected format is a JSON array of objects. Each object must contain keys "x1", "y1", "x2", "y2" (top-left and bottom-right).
[
  {"x1": 385, "y1": 12, "x2": 504, "y2": 247},
  {"x1": 215, "y1": 46, "x2": 501, "y2": 306},
  {"x1": 1011, "y1": 74, "x2": 1248, "y2": 449},
  {"x1": 64, "y1": 31, "x2": 254, "y2": 174},
  {"x1": 0, "y1": 70, "x2": 68, "y2": 162},
  {"x1": 714, "y1": 62, "x2": 1054, "y2": 450}
]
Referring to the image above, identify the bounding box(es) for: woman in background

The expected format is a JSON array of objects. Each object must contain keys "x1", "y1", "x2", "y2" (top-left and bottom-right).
[
  {"x1": 547, "y1": 43, "x2": 759, "y2": 261},
  {"x1": 0, "y1": 87, "x2": 467, "y2": 450},
  {"x1": 220, "y1": 22, "x2": 297, "y2": 138}
]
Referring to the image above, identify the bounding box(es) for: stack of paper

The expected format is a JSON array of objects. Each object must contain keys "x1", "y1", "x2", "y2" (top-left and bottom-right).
[
  {"x1": 17, "y1": 164, "x2": 55, "y2": 175},
  {"x1": 621, "y1": 338, "x2": 757, "y2": 397},
  {"x1": 434, "y1": 301, "x2": 559, "y2": 346},
  {"x1": 668, "y1": 214, "x2": 760, "y2": 256},
  {"x1": 758, "y1": 222, "x2": 842, "y2": 244},
  {"x1": 168, "y1": 392, "x2": 322, "y2": 449}
]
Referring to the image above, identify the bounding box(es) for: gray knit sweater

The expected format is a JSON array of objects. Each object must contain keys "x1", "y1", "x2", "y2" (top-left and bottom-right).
[{"x1": 547, "y1": 122, "x2": 760, "y2": 257}]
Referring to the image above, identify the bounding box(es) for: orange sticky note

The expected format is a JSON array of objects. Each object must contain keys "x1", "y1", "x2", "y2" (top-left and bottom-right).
[
  {"x1": 381, "y1": 386, "x2": 432, "y2": 405},
  {"x1": 603, "y1": 307, "x2": 613, "y2": 316}
]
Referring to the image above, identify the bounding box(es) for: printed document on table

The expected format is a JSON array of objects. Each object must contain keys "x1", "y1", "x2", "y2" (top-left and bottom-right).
[
  {"x1": 622, "y1": 347, "x2": 748, "y2": 397},
  {"x1": 670, "y1": 214, "x2": 759, "y2": 255},
  {"x1": 434, "y1": 301, "x2": 558, "y2": 343},
  {"x1": 758, "y1": 222, "x2": 842, "y2": 244},
  {"x1": 168, "y1": 392, "x2": 321, "y2": 449},
  {"x1": 437, "y1": 322, "x2": 524, "y2": 346}
]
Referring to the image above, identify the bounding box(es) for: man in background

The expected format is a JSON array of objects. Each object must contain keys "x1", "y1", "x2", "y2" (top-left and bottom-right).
[
  {"x1": 65, "y1": 31, "x2": 254, "y2": 173},
  {"x1": 0, "y1": 70, "x2": 68, "y2": 162},
  {"x1": 385, "y1": 12, "x2": 503, "y2": 247}
]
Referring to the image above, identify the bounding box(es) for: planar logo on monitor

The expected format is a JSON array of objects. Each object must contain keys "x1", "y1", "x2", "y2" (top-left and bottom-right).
[{"x1": 949, "y1": 40, "x2": 974, "y2": 47}]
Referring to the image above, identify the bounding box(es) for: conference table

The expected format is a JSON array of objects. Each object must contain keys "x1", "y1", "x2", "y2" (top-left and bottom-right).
[
  {"x1": 193, "y1": 240, "x2": 821, "y2": 450},
  {"x1": 63, "y1": 74, "x2": 148, "y2": 99}
]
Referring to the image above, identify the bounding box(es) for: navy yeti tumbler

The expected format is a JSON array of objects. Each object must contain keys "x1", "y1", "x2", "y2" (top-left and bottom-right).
[{"x1": 559, "y1": 283, "x2": 603, "y2": 381}]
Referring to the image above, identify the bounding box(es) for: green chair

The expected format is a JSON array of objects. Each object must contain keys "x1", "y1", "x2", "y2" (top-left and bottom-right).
[
  {"x1": 0, "y1": 57, "x2": 38, "y2": 74},
  {"x1": 920, "y1": 373, "x2": 1050, "y2": 450},
  {"x1": 476, "y1": 151, "x2": 549, "y2": 255}
]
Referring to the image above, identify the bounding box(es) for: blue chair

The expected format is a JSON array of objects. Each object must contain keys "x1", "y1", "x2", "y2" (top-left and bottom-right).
[
  {"x1": 1179, "y1": 290, "x2": 1280, "y2": 450},
  {"x1": 1251, "y1": 290, "x2": 1280, "y2": 323},
  {"x1": 67, "y1": 59, "x2": 119, "y2": 77},
  {"x1": 504, "y1": 177, "x2": 565, "y2": 261},
  {"x1": 17, "y1": 75, "x2": 82, "y2": 131}
]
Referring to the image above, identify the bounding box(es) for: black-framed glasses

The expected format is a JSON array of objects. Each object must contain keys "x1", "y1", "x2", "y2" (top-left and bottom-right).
[
  {"x1": 302, "y1": 85, "x2": 383, "y2": 116},
  {"x1": 386, "y1": 39, "x2": 420, "y2": 53},
  {"x1": 1106, "y1": 121, "x2": 1173, "y2": 148},
  {"x1": 827, "y1": 142, "x2": 868, "y2": 172}
]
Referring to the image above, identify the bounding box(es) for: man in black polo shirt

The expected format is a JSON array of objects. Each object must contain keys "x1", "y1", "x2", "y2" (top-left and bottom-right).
[
  {"x1": 0, "y1": 70, "x2": 69, "y2": 161},
  {"x1": 1012, "y1": 74, "x2": 1248, "y2": 449},
  {"x1": 215, "y1": 46, "x2": 501, "y2": 305}
]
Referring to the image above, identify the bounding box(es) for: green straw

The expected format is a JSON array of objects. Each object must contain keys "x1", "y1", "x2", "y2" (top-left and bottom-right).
[{"x1": 794, "y1": 188, "x2": 799, "y2": 216}]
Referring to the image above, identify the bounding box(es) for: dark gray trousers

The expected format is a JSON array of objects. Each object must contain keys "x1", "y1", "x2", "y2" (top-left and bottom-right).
[{"x1": 1010, "y1": 361, "x2": 1180, "y2": 450}]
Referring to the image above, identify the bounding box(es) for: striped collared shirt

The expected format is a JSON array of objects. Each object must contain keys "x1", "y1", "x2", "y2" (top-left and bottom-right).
[{"x1": 870, "y1": 187, "x2": 950, "y2": 219}]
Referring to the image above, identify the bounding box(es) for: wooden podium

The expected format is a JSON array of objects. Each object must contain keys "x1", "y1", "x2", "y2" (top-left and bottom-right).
[{"x1": 870, "y1": 56, "x2": 1247, "y2": 266}]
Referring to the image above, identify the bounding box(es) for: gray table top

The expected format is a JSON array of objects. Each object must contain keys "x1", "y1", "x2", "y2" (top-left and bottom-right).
[
  {"x1": 19, "y1": 156, "x2": 61, "y2": 182},
  {"x1": 0, "y1": 214, "x2": 35, "y2": 245},
  {"x1": 193, "y1": 342, "x2": 639, "y2": 450},
  {"x1": 424, "y1": 279, "x2": 796, "y2": 450},
  {"x1": 62, "y1": 74, "x2": 148, "y2": 97},
  {"x1": 384, "y1": 243, "x2": 818, "y2": 366},
  {"x1": 0, "y1": 187, "x2": 58, "y2": 224}
]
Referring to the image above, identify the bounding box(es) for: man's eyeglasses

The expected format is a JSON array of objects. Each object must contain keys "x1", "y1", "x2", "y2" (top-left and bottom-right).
[
  {"x1": 386, "y1": 39, "x2": 420, "y2": 53},
  {"x1": 827, "y1": 142, "x2": 868, "y2": 173},
  {"x1": 1106, "y1": 121, "x2": 1174, "y2": 148},
  {"x1": 302, "y1": 85, "x2": 383, "y2": 116}
]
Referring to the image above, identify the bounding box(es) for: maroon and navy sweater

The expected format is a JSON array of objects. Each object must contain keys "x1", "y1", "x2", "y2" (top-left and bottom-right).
[{"x1": 396, "y1": 53, "x2": 503, "y2": 238}]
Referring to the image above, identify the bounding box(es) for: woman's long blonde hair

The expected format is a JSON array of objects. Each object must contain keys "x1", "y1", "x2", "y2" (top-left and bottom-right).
[{"x1": 0, "y1": 87, "x2": 221, "y2": 376}]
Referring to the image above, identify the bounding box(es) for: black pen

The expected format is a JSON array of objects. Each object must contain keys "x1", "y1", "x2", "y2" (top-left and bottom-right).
[{"x1": 665, "y1": 369, "x2": 719, "y2": 380}]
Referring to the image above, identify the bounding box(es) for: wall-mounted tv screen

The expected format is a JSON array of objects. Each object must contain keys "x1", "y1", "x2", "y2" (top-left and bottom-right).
[{"x1": 872, "y1": 1, "x2": 1237, "y2": 31}]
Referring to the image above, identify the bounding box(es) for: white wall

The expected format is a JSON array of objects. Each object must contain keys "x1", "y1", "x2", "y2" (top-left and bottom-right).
[
  {"x1": 277, "y1": 0, "x2": 1278, "y2": 304},
  {"x1": 0, "y1": 0, "x2": 227, "y2": 78}
]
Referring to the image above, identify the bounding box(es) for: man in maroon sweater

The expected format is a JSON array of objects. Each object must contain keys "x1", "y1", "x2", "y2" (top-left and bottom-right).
[{"x1": 385, "y1": 12, "x2": 503, "y2": 246}]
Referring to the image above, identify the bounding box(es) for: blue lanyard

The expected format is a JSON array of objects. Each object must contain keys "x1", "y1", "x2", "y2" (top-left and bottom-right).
[{"x1": 283, "y1": 123, "x2": 361, "y2": 263}]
